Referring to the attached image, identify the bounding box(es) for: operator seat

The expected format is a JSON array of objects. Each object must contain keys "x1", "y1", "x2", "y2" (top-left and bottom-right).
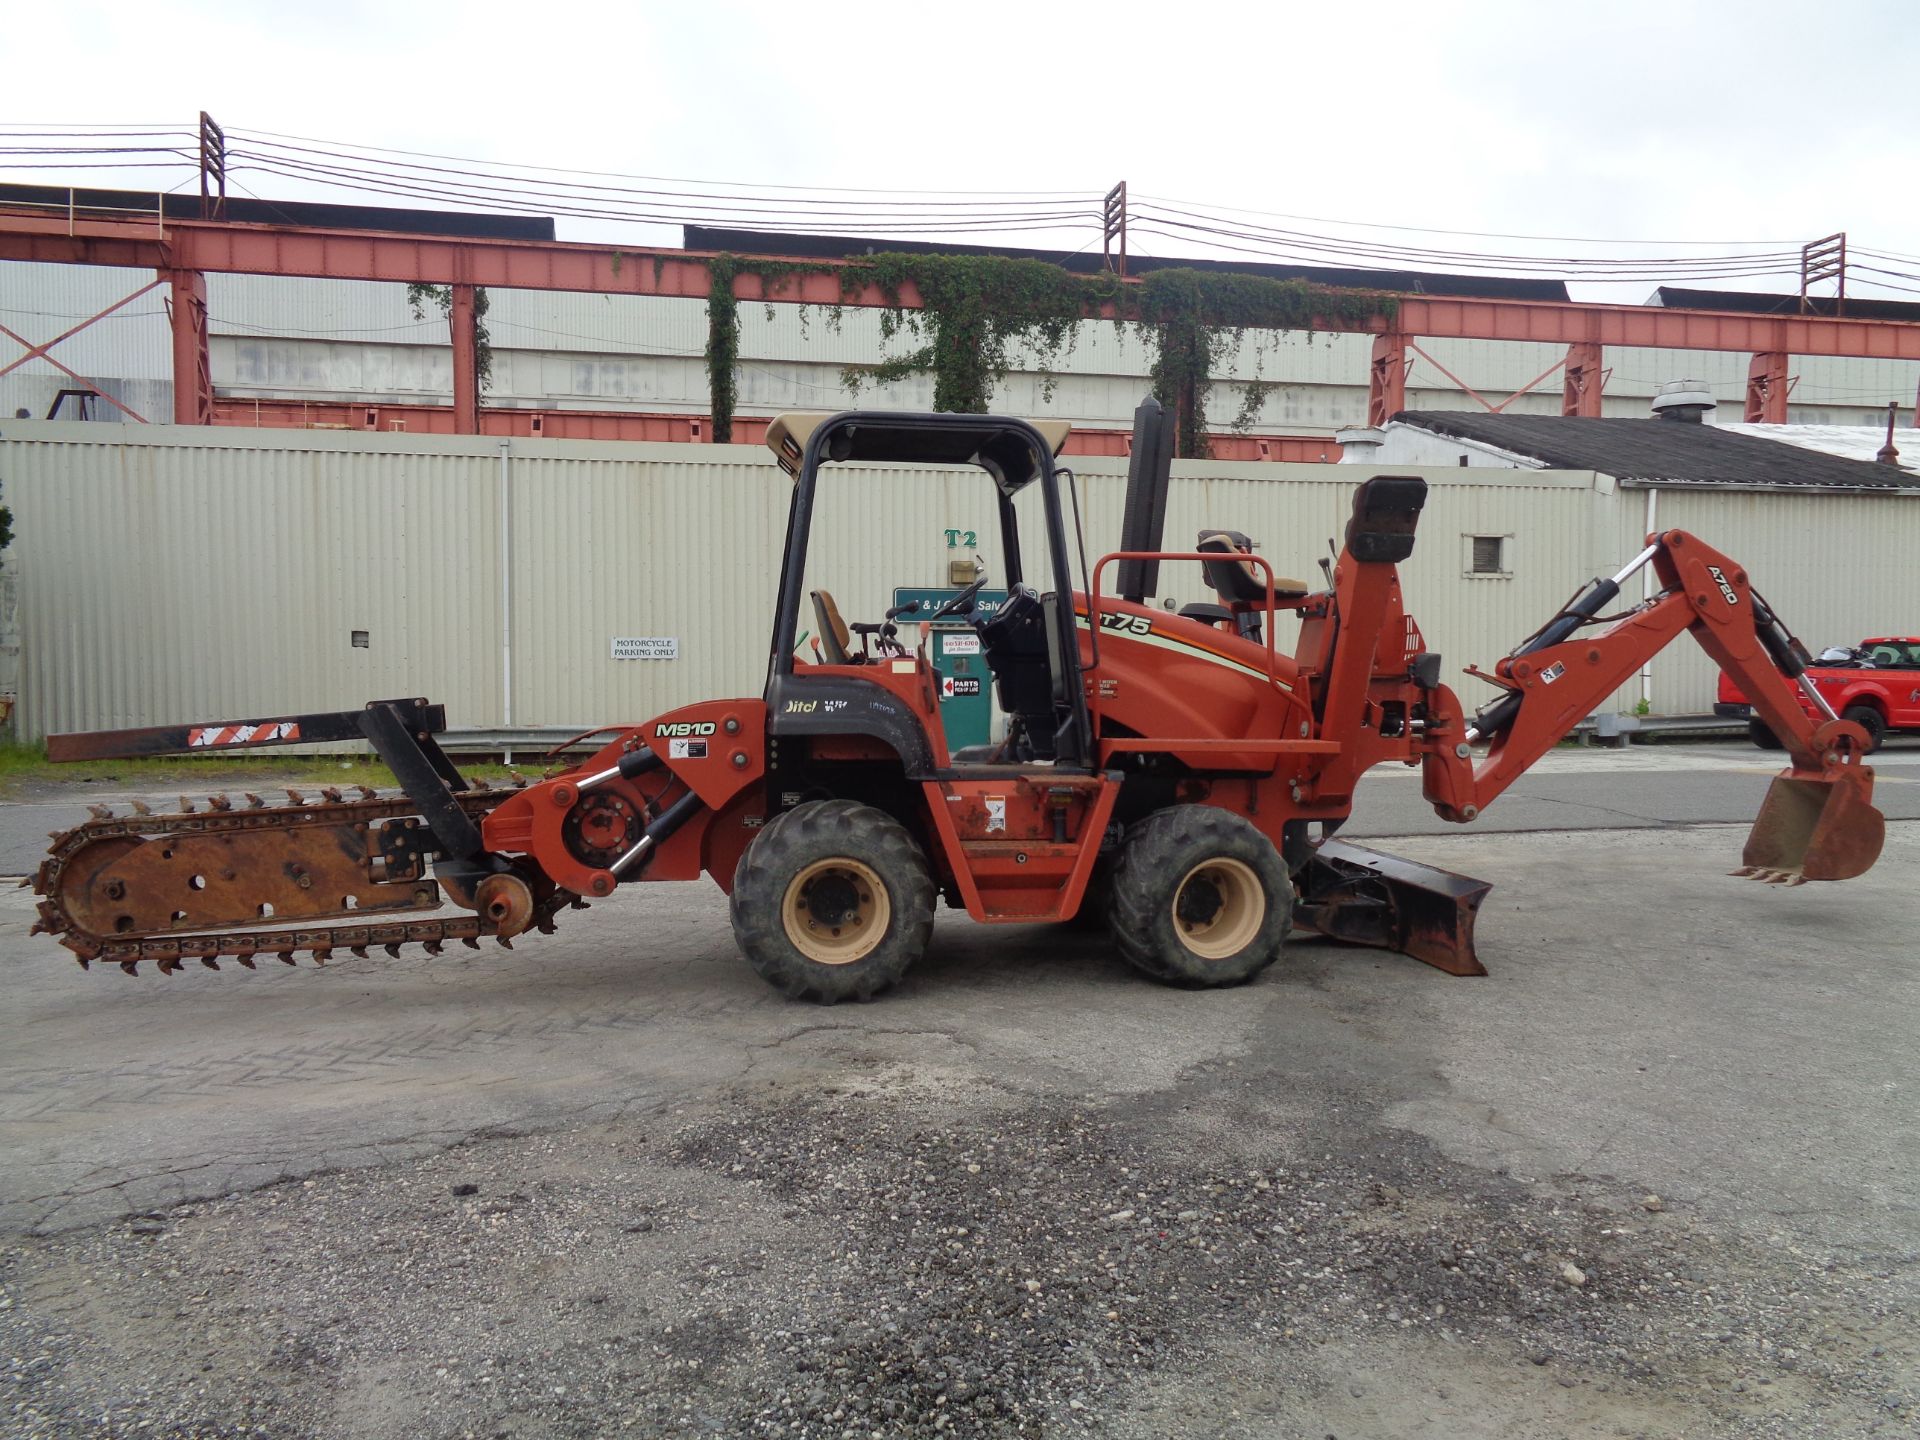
[
  {"x1": 1178, "y1": 530, "x2": 1310, "y2": 644},
  {"x1": 972, "y1": 584, "x2": 1058, "y2": 762},
  {"x1": 811, "y1": 590, "x2": 854, "y2": 664}
]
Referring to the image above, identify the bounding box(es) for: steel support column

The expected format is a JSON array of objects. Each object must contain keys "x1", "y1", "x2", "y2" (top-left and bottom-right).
[
  {"x1": 165, "y1": 268, "x2": 212, "y2": 425},
  {"x1": 1745, "y1": 351, "x2": 1790, "y2": 423},
  {"x1": 1561, "y1": 342, "x2": 1604, "y2": 417},
  {"x1": 1368, "y1": 332, "x2": 1407, "y2": 427},
  {"x1": 450, "y1": 284, "x2": 478, "y2": 434}
]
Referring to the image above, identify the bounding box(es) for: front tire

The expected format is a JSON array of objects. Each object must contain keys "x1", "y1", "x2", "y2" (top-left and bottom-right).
[
  {"x1": 730, "y1": 800, "x2": 934, "y2": 1003},
  {"x1": 1109, "y1": 806, "x2": 1291, "y2": 987},
  {"x1": 1841, "y1": 705, "x2": 1885, "y2": 753}
]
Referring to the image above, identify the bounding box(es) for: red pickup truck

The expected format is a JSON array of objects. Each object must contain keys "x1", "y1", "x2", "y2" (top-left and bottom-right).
[{"x1": 1716, "y1": 636, "x2": 1920, "y2": 751}]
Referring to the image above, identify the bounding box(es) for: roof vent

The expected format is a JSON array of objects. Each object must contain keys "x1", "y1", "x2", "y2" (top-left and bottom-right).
[{"x1": 1651, "y1": 379, "x2": 1716, "y2": 424}]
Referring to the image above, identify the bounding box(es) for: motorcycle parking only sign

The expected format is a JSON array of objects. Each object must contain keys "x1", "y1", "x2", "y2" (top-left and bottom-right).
[{"x1": 611, "y1": 637, "x2": 678, "y2": 660}]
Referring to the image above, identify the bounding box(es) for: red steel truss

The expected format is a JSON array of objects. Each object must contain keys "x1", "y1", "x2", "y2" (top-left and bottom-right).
[{"x1": 5, "y1": 208, "x2": 1917, "y2": 449}]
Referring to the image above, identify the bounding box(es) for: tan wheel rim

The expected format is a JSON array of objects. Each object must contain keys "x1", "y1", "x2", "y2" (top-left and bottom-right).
[
  {"x1": 781, "y1": 857, "x2": 890, "y2": 965},
  {"x1": 1171, "y1": 857, "x2": 1265, "y2": 961}
]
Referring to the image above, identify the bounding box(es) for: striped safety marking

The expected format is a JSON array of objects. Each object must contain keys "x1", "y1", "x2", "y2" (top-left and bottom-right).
[
  {"x1": 1075, "y1": 613, "x2": 1293, "y2": 691},
  {"x1": 186, "y1": 722, "x2": 301, "y2": 748}
]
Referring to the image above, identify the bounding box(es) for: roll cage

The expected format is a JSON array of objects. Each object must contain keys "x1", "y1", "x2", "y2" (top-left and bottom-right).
[{"x1": 763, "y1": 410, "x2": 1092, "y2": 766}]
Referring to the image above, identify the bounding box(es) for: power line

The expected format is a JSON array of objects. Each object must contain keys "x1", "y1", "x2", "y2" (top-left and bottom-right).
[{"x1": 4, "y1": 123, "x2": 1919, "y2": 299}]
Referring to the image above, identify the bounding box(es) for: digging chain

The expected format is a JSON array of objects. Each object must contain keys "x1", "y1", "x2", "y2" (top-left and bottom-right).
[{"x1": 30, "y1": 787, "x2": 578, "y2": 975}]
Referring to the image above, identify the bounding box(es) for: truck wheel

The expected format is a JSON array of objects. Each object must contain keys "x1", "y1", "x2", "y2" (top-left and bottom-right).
[
  {"x1": 1747, "y1": 718, "x2": 1783, "y2": 750},
  {"x1": 1841, "y1": 705, "x2": 1885, "y2": 754},
  {"x1": 730, "y1": 800, "x2": 934, "y2": 1003},
  {"x1": 1108, "y1": 806, "x2": 1290, "y2": 987}
]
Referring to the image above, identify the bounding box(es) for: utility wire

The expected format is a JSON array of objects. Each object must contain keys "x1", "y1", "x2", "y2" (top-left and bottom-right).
[{"x1": 4, "y1": 124, "x2": 1918, "y2": 297}]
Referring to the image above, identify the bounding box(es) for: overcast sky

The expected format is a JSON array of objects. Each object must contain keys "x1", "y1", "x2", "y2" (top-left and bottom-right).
[{"x1": 7, "y1": 0, "x2": 1917, "y2": 302}]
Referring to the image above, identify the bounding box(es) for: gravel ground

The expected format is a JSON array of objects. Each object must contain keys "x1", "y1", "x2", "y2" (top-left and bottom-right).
[
  {"x1": 5, "y1": 1058, "x2": 1914, "y2": 1438},
  {"x1": 4, "y1": 816, "x2": 1915, "y2": 1438}
]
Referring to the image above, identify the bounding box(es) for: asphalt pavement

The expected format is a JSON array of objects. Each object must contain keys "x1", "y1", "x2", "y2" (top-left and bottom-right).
[{"x1": 2, "y1": 742, "x2": 1915, "y2": 1438}]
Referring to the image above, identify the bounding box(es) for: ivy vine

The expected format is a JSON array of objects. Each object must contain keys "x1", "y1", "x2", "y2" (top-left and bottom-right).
[
  {"x1": 704, "y1": 254, "x2": 835, "y2": 443},
  {"x1": 697, "y1": 251, "x2": 1397, "y2": 456},
  {"x1": 835, "y1": 254, "x2": 1122, "y2": 414},
  {"x1": 407, "y1": 283, "x2": 492, "y2": 394},
  {"x1": 1135, "y1": 269, "x2": 1396, "y2": 457}
]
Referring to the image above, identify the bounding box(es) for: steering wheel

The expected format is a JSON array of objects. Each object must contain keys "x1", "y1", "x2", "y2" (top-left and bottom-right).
[{"x1": 928, "y1": 576, "x2": 988, "y2": 621}]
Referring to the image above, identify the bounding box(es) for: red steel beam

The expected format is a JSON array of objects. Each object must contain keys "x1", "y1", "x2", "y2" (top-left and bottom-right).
[
  {"x1": 1561, "y1": 342, "x2": 1605, "y2": 417},
  {"x1": 4, "y1": 210, "x2": 1917, "y2": 360},
  {"x1": 450, "y1": 283, "x2": 478, "y2": 434},
  {"x1": 1745, "y1": 352, "x2": 1791, "y2": 424},
  {"x1": 165, "y1": 268, "x2": 212, "y2": 425}
]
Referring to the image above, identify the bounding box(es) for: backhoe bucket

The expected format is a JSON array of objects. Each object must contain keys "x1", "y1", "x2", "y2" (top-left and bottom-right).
[
  {"x1": 1292, "y1": 840, "x2": 1492, "y2": 976},
  {"x1": 1741, "y1": 768, "x2": 1885, "y2": 883}
]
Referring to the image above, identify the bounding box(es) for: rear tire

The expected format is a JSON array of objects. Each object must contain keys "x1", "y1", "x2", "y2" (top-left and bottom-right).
[
  {"x1": 730, "y1": 800, "x2": 934, "y2": 1004},
  {"x1": 1841, "y1": 705, "x2": 1885, "y2": 754},
  {"x1": 1748, "y1": 718, "x2": 1783, "y2": 750},
  {"x1": 1109, "y1": 806, "x2": 1291, "y2": 988}
]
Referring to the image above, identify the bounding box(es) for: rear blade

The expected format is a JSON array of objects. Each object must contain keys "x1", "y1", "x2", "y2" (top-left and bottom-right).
[
  {"x1": 1743, "y1": 767, "x2": 1885, "y2": 882},
  {"x1": 1292, "y1": 839, "x2": 1492, "y2": 976}
]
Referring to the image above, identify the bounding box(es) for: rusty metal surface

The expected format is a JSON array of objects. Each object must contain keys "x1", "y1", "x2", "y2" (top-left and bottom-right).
[
  {"x1": 58, "y1": 819, "x2": 437, "y2": 938},
  {"x1": 1739, "y1": 767, "x2": 1886, "y2": 883},
  {"x1": 1292, "y1": 839, "x2": 1492, "y2": 976},
  {"x1": 31, "y1": 788, "x2": 574, "y2": 975}
]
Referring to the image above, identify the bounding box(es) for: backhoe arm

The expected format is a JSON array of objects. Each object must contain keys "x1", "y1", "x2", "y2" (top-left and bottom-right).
[{"x1": 1419, "y1": 530, "x2": 1884, "y2": 882}]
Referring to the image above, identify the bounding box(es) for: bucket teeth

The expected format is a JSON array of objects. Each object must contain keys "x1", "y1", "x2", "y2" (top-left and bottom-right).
[
  {"x1": 350, "y1": 945, "x2": 368, "y2": 959},
  {"x1": 200, "y1": 956, "x2": 220, "y2": 971},
  {"x1": 423, "y1": 940, "x2": 444, "y2": 957},
  {"x1": 1732, "y1": 865, "x2": 1807, "y2": 886},
  {"x1": 235, "y1": 954, "x2": 257, "y2": 970},
  {"x1": 208, "y1": 794, "x2": 233, "y2": 812},
  {"x1": 284, "y1": 789, "x2": 305, "y2": 807},
  {"x1": 277, "y1": 952, "x2": 296, "y2": 966},
  {"x1": 131, "y1": 799, "x2": 152, "y2": 816},
  {"x1": 245, "y1": 793, "x2": 266, "y2": 809},
  {"x1": 120, "y1": 960, "x2": 139, "y2": 976},
  {"x1": 462, "y1": 936, "x2": 480, "y2": 951},
  {"x1": 384, "y1": 943, "x2": 403, "y2": 959},
  {"x1": 355, "y1": 785, "x2": 377, "y2": 800},
  {"x1": 509, "y1": 771, "x2": 528, "y2": 788},
  {"x1": 178, "y1": 797, "x2": 195, "y2": 814},
  {"x1": 87, "y1": 804, "x2": 113, "y2": 820},
  {"x1": 470, "y1": 776, "x2": 492, "y2": 791},
  {"x1": 321, "y1": 787, "x2": 344, "y2": 804}
]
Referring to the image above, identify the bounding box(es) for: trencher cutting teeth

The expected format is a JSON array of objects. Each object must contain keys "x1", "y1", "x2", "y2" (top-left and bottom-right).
[{"x1": 32, "y1": 787, "x2": 571, "y2": 975}]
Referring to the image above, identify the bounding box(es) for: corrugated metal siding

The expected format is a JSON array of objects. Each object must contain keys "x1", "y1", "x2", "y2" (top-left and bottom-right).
[
  {"x1": 3, "y1": 422, "x2": 1913, "y2": 739},
  {"x1": 6, "y1": 426, "x2": 498, "y2": 736},
  {"x1": 0, "y1": 262, "x2": 176, "y2": 421},
  {"x1": 1624, "y1": 486, "x2": 1920, "y2": 714}
]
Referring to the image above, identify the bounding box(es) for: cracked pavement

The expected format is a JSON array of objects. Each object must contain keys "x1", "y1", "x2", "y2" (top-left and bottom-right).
[{"x1": 2, "y1": 756, "x2": 1916, "y2": 1436}]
